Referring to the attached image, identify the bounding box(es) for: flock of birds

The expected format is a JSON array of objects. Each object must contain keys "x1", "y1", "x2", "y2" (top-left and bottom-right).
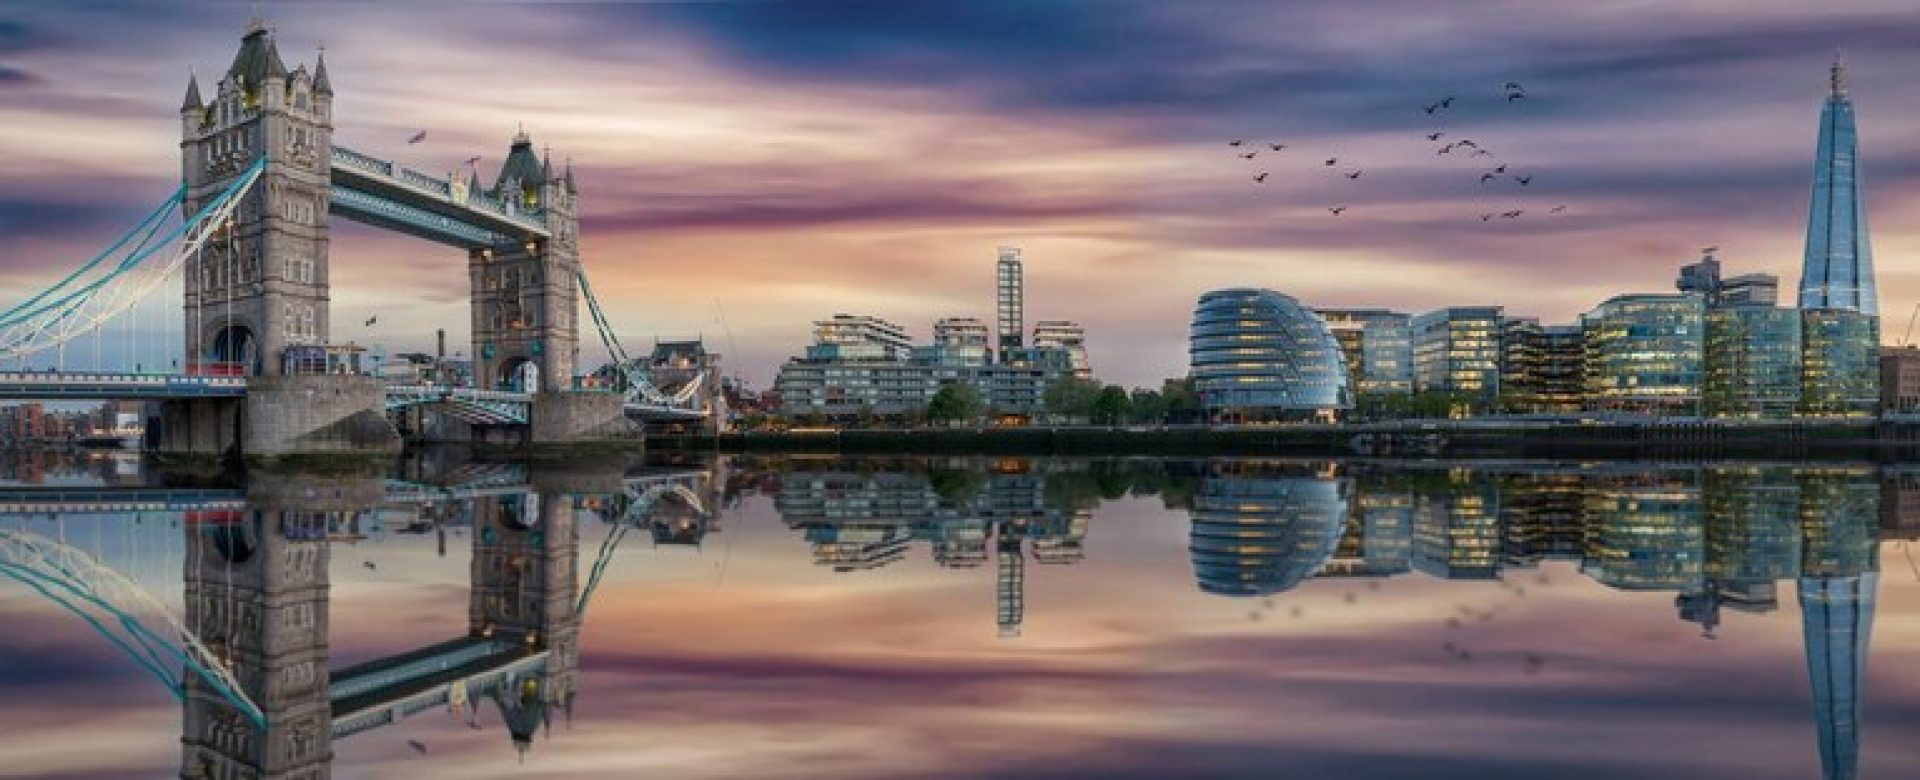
[{"x1": 1225, "y1": 81, "x2": 1568, "y2": 222}]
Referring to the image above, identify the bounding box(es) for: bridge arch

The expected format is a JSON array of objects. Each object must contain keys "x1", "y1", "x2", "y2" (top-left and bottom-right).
[{"x1": 206, "y1": 322, "x2": 260, "y2": 374}]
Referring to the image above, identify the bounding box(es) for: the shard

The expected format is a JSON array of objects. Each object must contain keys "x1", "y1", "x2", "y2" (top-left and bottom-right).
[{"x1": 1797, "y1": 54, "x2": 1877, "y2": 315}]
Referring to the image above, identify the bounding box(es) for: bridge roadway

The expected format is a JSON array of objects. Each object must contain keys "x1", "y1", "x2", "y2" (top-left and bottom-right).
[{"x1": 0, "y1": 373, "x2": 703, "y2": 425}]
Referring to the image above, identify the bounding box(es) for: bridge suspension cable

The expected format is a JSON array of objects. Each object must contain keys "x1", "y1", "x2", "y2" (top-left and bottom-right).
[
  {"x1": 0, "y1": 160, "x2": 266, "y2": 364},
  {"x1": 574, "y1": 267, "x2": 705, "y2": 409}
]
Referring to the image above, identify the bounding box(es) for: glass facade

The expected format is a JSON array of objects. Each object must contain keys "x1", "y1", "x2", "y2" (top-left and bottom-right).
[
  {"x1": 1315, "y1": 308, "x2": 1413, "y2": 394},
  {"x1": 1704, "y1": 306, "x2": 1802, "y2": 418},
  {"x1": 1581, "y1": 294, "x2": 1705, "y2": 415},
  {"x1": 1801, "y1": 309, "x2": 1879, "y2": 417},
  {"x1": 1499, "y1": 319, "x2": 1583, "y2": 412},
  {"x1": 1411, "y1": 307, "x2": 1503, "y2": 397},
  {"x1": 1189, "y1": 289, "x2": 1351, "y2": 422},
  {"x1": 1798, "y1": 59, "x2": 1877, "y2": 316},
  {"x1": 1188, "y1": 470, "x2": 1350, "y2": 597}
]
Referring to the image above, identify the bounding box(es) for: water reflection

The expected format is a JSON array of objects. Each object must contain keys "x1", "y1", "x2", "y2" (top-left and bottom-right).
[{"x1": 0, "y1": 455, "x2": 1913, "y2": 778}]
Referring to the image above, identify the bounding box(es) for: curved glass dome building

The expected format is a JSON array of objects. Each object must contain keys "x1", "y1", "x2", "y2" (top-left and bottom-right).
[
  {"x1": 1189, "y1": 470, "x2": 1351, "y2": 597},
  {"x1": 1189, "y1": 288, "x2": 1351, "y2": 423}
]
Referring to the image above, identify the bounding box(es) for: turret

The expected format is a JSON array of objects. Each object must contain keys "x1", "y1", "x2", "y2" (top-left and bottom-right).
[{"x1": 313, "y1": 48, "x2": 333, "y2": 96}]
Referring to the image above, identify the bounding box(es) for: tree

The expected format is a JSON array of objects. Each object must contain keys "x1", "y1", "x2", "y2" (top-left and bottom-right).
[
  {"x1": 926, "y1": 382, "x2": 984, "y2": 425},
  {"x1": 1091, "y1": 384, "x2": 1131, "y2": 425},
  {"x1": 1044, "y1": 377, "x2": 1102, "y2": 420},
  {"x1": 1128, "y1": 389, "x2": 1168, "y2": 424},
  {"x1": 1161, "y1": 378, "x2": 1203, "y2": 424}
]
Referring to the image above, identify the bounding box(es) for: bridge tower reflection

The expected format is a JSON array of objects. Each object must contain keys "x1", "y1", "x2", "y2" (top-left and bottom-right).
[
  {"x1": 470, "y1": 491, "x2": 579, "y2": 751},
  {"x1": 180, "y1": 480, "x2": 354, "y2": 778}
]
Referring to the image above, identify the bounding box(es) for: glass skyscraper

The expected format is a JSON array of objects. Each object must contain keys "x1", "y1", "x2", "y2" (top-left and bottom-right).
[
  {"x1": 1798, "y1": 56, "x2": 1876, "y2": 315},
  {"x1": 1798, "y1": 56, "x2": 1882, "y2": 418}
]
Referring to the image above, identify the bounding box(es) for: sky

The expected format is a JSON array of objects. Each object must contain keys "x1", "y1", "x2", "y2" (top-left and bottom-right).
[{"x1": 3, "y1": 1, "x2": 1920, "y2": 388}]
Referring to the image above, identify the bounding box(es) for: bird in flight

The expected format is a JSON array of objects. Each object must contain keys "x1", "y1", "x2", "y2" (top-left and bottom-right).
[
  {"x1": 1549, "y1": 205, "x2": 1567, "y2": 213},
  {"x1": 407, "y1": 131, "x2": 427, "y2": 144},
  {"x1": 1504, "y1": 81, "x2": 1524, "y2": 90},
  {"x1": 1437, "y1": 143, "x2": 1457, "y2": 155},
  {"x1": 1702, "y1": 245, "x2": 1720, "y2": 254},
  {"x1": 1345, "y1": 170, "x2": 1363, "y2": 180},
  {"x1": 1471, "y1": 149, "x2": 1493, "y2": 156},
  {"x1": 1254, "y1": 172, "x2": 1269, "y2": 183},
  {"x1": 1507, "y1": 92, "x2": 1528, "y2": 102},
  {"x1": 1329, "y1": 206, "x2": 1348, "y2": 215},
  {"x1": 1501, "y1": 210, "x2": 1525, "y2": 218},
  {"x1": 463, "y1": 155, "x2": 482, "y2": 166},
  {"x1": 365, "y1": 316, "x2": 378, "y2": 327},
  {"x1": 1228, "y1": 140, "x2": 1244, "y2": 146},
  {"x1": 407, "y1": 740, "x2": 428, "y2": 754},
  {"x1": 1422, "y1": 97, "x2": 1456, "y2": 114},
  {"x1": 1426, "y1": 132, "x2": 1445, "y2": 141},
  {"x1": 363, "y1": 561, "x2": 377, "y2": 570},
  {"x1": 1480, "y1": 213, "x2": 1495, "y2": 221},
  {"x1": 1490, "y1": 164, "x2": 1507, "y2": 174},
  {"x1": 1239, "y1": 151, "x2": 1258, "y2": 159},
  {"x1": 1268, "y1": 143, "x2": 1286, "y2": 151},
  {"x1": 1479, "y1": 173, "x2": 1497, "y2": 183},
  {"x1": 1515, "y1": 175, "x2": 1533, "y2": 185},
  {"x1": 1324, "y1": 158, "x2": 1338, "y2": 166}
]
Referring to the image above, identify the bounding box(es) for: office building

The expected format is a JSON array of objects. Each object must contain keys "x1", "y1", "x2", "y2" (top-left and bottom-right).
[
  {"x1": 1499, "y1": 318, "x2": 1583, "y2": 412},
  {"x1": 1705, "y1": 306, "x2": 1803, "y2": 418},
  {"x1": 1801, "y1": 309, "x2": 1880, "y2": 416},
  {"x1": 1797, "y1": 56, "x2": 1877, "y2": 315},
  {"x1": 1189, "y1": 288, "x2": 1351, "y2": 423},
  {"x1": 1316, "y1": 308, "x2": 1413, "y2": 394},
  {"x1": 1412, "y1": 307, "x2": 1503, "y2": 399},
  {"x1": 1581, "y1": 294, "x2": 1705, "y2": 415},
  {"x1": 996, "y1": 247, "x2": 1024, "y2": 354},
  {"x1": 1031, "y1": 320, "x2": 1091, "y2": 379},
  {"x1": 1679, "y1": 250, "x2": 1781, "y2": 308},
  {"x1": 1880, "y1": 346, "x2": 1920, "y2": 415},
  {"x1": 1798, "y1": 57, "x2": 1882, "y2": 417}
]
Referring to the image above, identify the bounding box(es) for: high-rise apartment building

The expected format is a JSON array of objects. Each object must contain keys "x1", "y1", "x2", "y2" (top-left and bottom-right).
[
  {"x1": 1031, "y1": 320, "x2": 1090, "y2": 379},
  {"x1": 996, "y1": 247, "x2": 1024, "y2": 354}
]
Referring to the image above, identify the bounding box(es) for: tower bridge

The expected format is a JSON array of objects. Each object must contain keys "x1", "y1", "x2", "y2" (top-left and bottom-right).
[{"x1": 0, "y1": 19, "x2": 721, "y2": 459}]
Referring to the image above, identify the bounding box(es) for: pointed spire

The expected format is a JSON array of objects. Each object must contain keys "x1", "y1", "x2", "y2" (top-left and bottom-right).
[
  {"x1": 313, "y1": 46, "x2": 333, "y2": 95},
  {"x1": 262, "y1": 32, "x2": 288, "y2": 81},
  {"x1": 564, "y1": 157, "x2": 577, "y2": 194},
  {"x1": 181, "y1": 72, "x2": 203, "y2": 112},
  {"x1": 1830, "y1": 47, "x2": 1849, "y2": 97}
]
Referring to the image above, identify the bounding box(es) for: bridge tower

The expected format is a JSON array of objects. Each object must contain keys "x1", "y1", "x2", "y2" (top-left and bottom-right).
[
  {"x1": 180, "y1": 19, "x2": 333, "y2": 376},
  {"x1": 469, "y1": 134, "x2": 581, "y2": 392},
  {"x1": 179, "y1": 506, "x2": 335, "y2": 778}
]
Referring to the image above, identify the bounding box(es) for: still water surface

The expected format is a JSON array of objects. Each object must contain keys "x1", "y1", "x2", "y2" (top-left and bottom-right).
[{"x1": 0, "y1": 451, "x2": 1916, "y2": 779}]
